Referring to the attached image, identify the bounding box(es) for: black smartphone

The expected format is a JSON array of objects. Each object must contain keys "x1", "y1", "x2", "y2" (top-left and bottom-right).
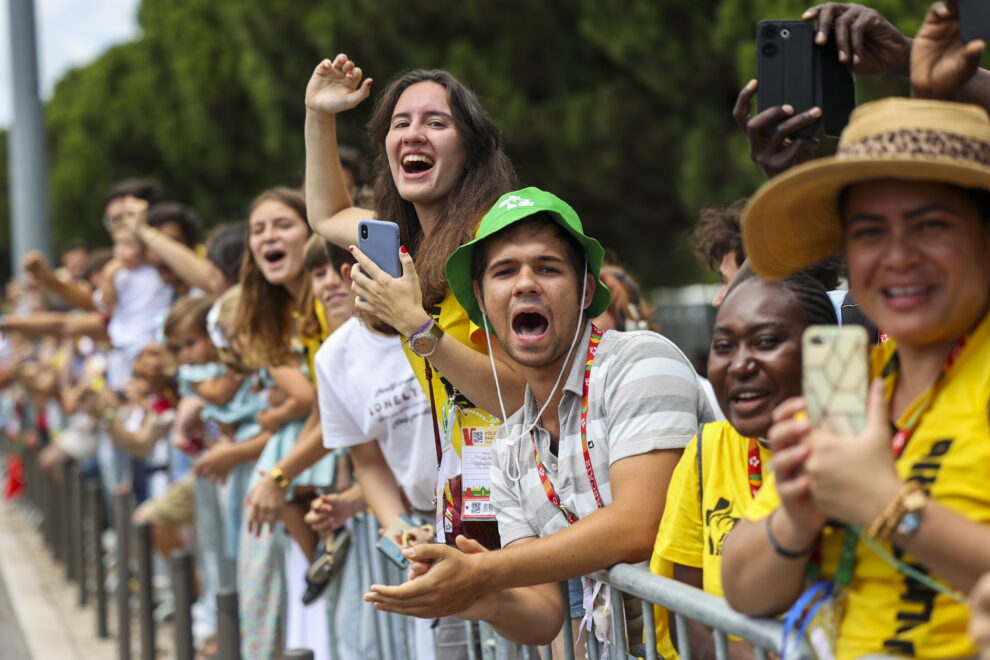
[
  {"x1": 816, "y1": 36, "x2": 856, "y2": 138},
  {"x1": 358, "y1": 219, "x2": 402, "y2": 279},
  {"x1": 960, "y1": 0, "x2": 990, "y2": 43},
  {"x1": 757, "y1": 20, "x2": 817, "y2": 137},
  {"x1": 757, "y1": 19, "x2": 855, "y2": 139}
]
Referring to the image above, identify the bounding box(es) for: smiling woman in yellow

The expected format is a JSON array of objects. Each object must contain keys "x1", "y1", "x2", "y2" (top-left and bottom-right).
[
  {"x1": 651, "y1": 272, "x2": 836, "y2": 657},
  {"x1": 721, "y1": 95, "x2": 990, "y2": 660}
]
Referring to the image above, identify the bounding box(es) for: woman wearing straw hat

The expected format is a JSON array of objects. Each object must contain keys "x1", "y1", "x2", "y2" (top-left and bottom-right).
[{"x1": 721, "y1": 6, "x2": 990, "y2": 659}]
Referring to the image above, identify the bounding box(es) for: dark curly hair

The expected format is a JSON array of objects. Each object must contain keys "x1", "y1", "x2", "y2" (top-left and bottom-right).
[{"x1": 693, "y1": 200, "x2": 746, "y2": 273}]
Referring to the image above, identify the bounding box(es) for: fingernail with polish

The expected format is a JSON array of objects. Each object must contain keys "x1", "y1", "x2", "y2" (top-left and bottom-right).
[{"x1": 400, "y1": 245, "x2": 408, "y2": 254}]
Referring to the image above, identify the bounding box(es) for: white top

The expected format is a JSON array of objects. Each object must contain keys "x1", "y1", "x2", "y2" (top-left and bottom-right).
[
  {"x1": 106, "y1": 264, "x2": 173, "y2": 349},
  {"x1": 315, "y1": 317, "x2": 436, "y2": 512}
]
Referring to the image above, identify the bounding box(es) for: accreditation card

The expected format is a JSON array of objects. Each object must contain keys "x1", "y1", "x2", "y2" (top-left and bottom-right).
[{"x1": 460, "y1": 426, "x2": 497, "y2": 521}]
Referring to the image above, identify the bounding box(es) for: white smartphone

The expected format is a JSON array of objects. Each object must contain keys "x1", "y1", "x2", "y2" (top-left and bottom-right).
[{"x1": 802, "y1": 325, "x2": 869, "y2": 435}]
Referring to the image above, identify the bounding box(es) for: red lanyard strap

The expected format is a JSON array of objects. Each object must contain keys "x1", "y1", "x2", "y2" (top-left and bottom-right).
[
  {"x1": 747, "y1": 438, "x2": 763, "y2": 499},
  {"x1": 888, "y1": 333, "x2": 967, "y2": 458},
  {"x1": 532, "y1": 325, "x2": 604, "y2": 525}
]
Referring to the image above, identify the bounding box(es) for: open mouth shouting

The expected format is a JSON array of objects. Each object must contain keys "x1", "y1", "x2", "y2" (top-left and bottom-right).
[
  {"x1": 512, "y1": 310, "x2": 549, "y2": 341},
  {"x1": 262, "y1": 247, "x2": 287, "y2": 269},
  {"x1": 401, "y1": 153, "x2": 435, "y2": 177}
]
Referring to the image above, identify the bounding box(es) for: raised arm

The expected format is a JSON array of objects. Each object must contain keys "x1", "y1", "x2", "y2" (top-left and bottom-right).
[
  {"x1": 23, "y1": 252, "x2": 95, "y2": 311},
  {"x1": 911, "y1": 0, "x2": 989, "y2": 103},
  {"x1": 304, "y1": 55, "x2": 375, "y2": 248},
  {"x1": 116, "y1": 197, "x2": 225, "y2": 296}
]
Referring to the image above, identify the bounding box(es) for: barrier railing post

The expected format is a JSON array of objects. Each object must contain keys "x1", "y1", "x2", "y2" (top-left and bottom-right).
[
  {"x1": 136, "y1": 522, "x2": 155, "y2": 660},
  {"x1": 64, "y1": 459, "x2": 79, "y2": 582},
  {"x1": 43, "y1": 462, "x2": 55, "y2": 553},
  {"x1": 87, "y1": 480, "x2": 109, "y2": 638},
  {"x1": 78, "y1": 475, "x2": 91, "y2": 607},
  {"x1": 115, "y1": 487, "x2": 133, "y2": 660},
  {"x1": 53, "y1": 460, "x2": 69, "y2": 574},
  {"x1": 71, "y1": 465, "x2": 86, "y2": 604},
  {"x1": 607, "y1": 585, "x2": 628, "y2": 659},
  {"x1": 24, "y1": 446, "x2": 36, "y2": 510},
  {"x1": 641, "y1": 600, "x2": 659, "y2": 660},
  {"x1": 45, "y1": 464, "x2": 62, "y2": 561},
  {"x1": 172, "y1": 550, "x2": 195, "y2": 660},
  {"x1": 217, "y1": 588, "x2": 241, "y2": 660}
]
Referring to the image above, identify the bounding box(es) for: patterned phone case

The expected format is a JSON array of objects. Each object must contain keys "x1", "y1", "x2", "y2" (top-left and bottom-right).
[{"x1": 802, "y1": 325, "x2": 868, "y2": 435}]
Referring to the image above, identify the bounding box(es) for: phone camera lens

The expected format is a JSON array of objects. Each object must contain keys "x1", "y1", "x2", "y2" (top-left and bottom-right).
[
  {"x1": 780, "y1": 28, "x2": 791, "y2": 39},
  {"x1": 361, "y1": 226, "x2": 369, "y2": 239},
  {"x1": 760, "y1": 25, "x2": 777, "y2": 40},
  {"x1": 761, "y1": 43, "x2": 778, "y2": 57}
]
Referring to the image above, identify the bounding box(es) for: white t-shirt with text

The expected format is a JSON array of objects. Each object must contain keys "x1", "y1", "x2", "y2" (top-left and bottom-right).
[{"x1": 315, "y1": 317, "x2": 436, "y2": 512}]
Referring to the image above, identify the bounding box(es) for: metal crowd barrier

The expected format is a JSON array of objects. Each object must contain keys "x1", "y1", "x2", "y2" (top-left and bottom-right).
[
  {"x1": 7, "y1": 439, "x2": 816, "y2": 660},
  {"x1": 469, "y1": 563, "x2": 809, "y2": 660}
]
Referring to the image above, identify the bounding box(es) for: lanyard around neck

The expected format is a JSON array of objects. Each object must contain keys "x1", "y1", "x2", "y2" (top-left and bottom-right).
[
  {"x1": 887, "y1": 333, "x2": 968, "y2": 458},
  {"x1": 532, "y1": 325, "x2": 604, "y2": 525},
  {"x1": 810, "y1": 332, "x2": 971, "y2": 588},
  {"x1": 747, "y1": 438, "x2": 763, "y2": 499}
]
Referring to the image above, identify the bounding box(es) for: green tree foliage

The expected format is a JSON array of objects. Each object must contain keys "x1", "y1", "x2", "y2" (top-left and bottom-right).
[{"x1": 1, "y1": 0, "x2": 950, "y2": 284}]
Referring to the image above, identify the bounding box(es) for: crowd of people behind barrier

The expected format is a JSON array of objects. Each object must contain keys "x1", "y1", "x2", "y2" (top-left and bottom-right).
[{"x1": 4, "y1": 2, "x2": 990, "y2": 659}]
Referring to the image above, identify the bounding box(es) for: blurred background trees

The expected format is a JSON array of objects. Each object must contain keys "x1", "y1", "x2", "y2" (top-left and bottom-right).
[{"x1": 2, "y1": 0, "x2": 934, "y2": 286}]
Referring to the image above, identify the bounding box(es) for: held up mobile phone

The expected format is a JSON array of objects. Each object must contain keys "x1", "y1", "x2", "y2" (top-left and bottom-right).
[
  {"x1": 358, "y1": 219, "x2": 402, "y2": 279},
  {"x1": 802, "y1": 325, "x2": 869, "y2": 436},
  {"x1": 756, "y1": 19, "x2": 855, "y2": 139},
  {"x1": 376, "y1": 513, "x2": 417, "y2": 569},
  {"x1": 960, "y1": 0, "x2": 990, "y2": 43}
]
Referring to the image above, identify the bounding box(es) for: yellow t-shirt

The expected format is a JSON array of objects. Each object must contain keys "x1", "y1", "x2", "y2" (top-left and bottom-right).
[
  {"x1": 654, "y1": 422, "x2": 771, "y2": 597},
  {"x1": 649, "y1": 422, "x2": 770, "y2": 658},
  {"x1": 746, "y1": 310, "x2": 990, "y2": 659}
]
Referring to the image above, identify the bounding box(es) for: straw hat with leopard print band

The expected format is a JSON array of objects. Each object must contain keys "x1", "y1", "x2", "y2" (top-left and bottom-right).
[{"x1": 743, "y1": 97, "x2": 990, "y2": 280}]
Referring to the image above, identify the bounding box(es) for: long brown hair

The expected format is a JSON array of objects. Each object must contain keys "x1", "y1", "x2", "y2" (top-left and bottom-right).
[
  {"x1": 235, "y1": 187, "x2": 319, "y2": 368},
  {"x1": 367, "y1": 70, "x2": 516, "y2": 309}
]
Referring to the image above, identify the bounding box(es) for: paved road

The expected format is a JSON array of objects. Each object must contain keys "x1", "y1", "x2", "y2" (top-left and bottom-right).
[{"x1": 0, "y1": 547, "x2": 31, "y2": 659}]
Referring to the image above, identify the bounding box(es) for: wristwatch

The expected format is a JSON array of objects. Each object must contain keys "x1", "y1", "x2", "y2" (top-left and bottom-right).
[
  {"x1": 407, "y1": 319, "x2": 445, "y2": 358},
  {"x1": 269, "y1": 467, "x2": 290, "y2": 490},
  {"x1": 891, "y1": 487, "x2": 928, "y2": 547}
]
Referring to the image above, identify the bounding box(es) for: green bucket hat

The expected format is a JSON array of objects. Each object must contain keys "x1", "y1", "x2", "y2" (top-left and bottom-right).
[{"x1": 445, "y1": 187, "x2": 611, "y2": 329}]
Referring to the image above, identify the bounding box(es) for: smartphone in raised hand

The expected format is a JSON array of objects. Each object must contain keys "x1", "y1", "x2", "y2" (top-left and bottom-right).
[
  {"x1": 358, "y1": 219, "x2": 402, "y2": 279},
  {"x1": 960, "y1": 0, "x2": 990, "y2": 43},
  {"x1": 758, "y1": 20, "x2": 817, "y2": 137},
  {"x1": 802, "y1": 325, "x2": 869, "y2": 436},
  {"x1": 757, "y1": 19, "x2": 855, "y2": 139}
]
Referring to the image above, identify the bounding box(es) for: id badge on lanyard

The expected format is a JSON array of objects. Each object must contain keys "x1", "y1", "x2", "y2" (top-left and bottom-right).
[
  {"x1": 781, "y1": 530, "x2": 856, "y2": 660},
  {"x1": 460, "y1": 425, "x2": 497, "y2": 521}
]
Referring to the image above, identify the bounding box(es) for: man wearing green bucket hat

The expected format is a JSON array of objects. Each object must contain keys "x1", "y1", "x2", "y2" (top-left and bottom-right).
[{"x1": 365, "y1": 187, "x2": 714, "y2": 645}]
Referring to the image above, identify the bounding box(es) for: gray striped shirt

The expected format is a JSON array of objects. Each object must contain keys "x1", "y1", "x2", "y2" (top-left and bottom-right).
[{"x1": 491, "y1": 323, "x2": 714, "y2": 546}]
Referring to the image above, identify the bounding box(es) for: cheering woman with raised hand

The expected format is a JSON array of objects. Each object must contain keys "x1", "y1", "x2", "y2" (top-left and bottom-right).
[{"x1": 304, "y1": 55, "x2": 525, "y2": 551}]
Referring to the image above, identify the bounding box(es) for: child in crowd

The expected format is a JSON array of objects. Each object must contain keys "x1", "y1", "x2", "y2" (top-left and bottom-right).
[{"x1": 101, "y1": 221, "x2": 174, "y2": 391}]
